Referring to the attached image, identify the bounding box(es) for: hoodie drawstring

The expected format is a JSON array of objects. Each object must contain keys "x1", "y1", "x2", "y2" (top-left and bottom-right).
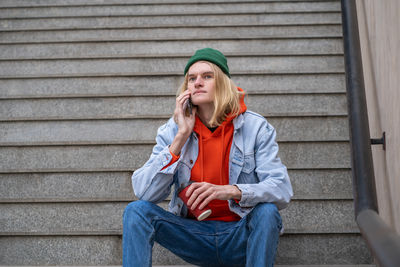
[
  {"x1": 220, "y1": 125, "x2": 225, "y2": 185},
  {"x1": 200, "y1": 125, "x2": 204, "y2": 182}
]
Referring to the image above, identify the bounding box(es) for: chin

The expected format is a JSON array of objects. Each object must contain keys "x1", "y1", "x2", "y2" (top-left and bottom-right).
[{"x1": 192, "y1": 99, "x2": 213, "y2": 106}]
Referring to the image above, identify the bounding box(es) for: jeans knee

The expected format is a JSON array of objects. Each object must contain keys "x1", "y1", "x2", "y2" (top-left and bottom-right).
[
  {"x1": 249, "y1": 203, "x2": 282, "y2": 232},
  {"x1": 123, "y1": 200, "x2": 154, "y2": 224},
  {"x1": 253, "y1": 202, "x2": 278, "y2": 215}
]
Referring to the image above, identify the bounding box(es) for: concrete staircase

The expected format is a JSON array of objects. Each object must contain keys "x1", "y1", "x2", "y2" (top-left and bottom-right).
[{"x1": 0, "y1": 0, "x2": 374, "y2": 265}]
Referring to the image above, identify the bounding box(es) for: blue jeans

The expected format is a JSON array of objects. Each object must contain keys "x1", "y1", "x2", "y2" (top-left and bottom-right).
[{"x1": 122, "y1": 200, "x2": 282, "y2": 267}]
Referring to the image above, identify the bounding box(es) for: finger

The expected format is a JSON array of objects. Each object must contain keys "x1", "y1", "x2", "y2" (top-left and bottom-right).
[
  {"x1": 182, "y1": 98, "x2": 189, "y2": 112},
  {"x1": 185, "y1": 182, "x2": 201, "y2": 198},
  {"x1": 177, "y1": 90, "x2": 191, "y2": 102},
  {"x1": 175, "y1": 95, "x2": 191, "y2": 121},
  {"x1": 186, "y1": 183, "x2": 206, "y2": 206},
  {"x1": 176, "y1": 93, "x2": 191, "y2": 112},
  {"x1": 198, "y1": 193, "x2": 215, "y2": 210},
  {"x1": 190, "y1": 189, "x2": 208, "y2": 210},
  {"x1": 186, "y1": 187, "x2": 200, "y2": 207},
  {"x1": 190, "y1": 187, "x2": 214, "y2": 210}
]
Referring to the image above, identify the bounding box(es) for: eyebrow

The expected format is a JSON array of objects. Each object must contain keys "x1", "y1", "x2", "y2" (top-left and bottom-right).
[{"x1": 188, "y1": 71, "x2": 214, "y2": 77}]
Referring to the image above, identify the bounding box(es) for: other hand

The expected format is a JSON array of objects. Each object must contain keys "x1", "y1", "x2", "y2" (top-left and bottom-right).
[
  {"x1": 185, "y1": 182, "x2": 242, "y2": 210},
  {"x1": 173, "y1": 90, "x2": 197, "y2": 137}
]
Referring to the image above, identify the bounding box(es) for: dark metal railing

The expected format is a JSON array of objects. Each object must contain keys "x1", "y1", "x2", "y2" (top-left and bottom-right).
[{"x1": 341, "y1": 0, "x2": 400, "y2": 266}]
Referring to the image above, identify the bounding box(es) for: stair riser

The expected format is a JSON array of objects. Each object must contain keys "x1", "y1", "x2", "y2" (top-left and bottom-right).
[
  {"x1": 0, "y1": 2, "x2": 340, "y2": 18},
  {"x1": 0, "y1": 13, "x2": 341, "y2": 31},
  {"x1": 0, "y1": 142, "x2": 351, "y2": 172},
  {"x1": 0, "y1": 235, "x2": 372, "y2": 265},
  {"x1": 0, "y1": 25, "x2": 343, "y2": 43},
  {"x1": 0, "y1": 94, "x2": 347, "y2": 120},
  {"x1": 0, "y1": 0, "x2": 333, "y2": 8},
  {"x1": 0, "y1": 74, "x2": 346, "y2": 98},
  {"x1": 0, "y1": 117, "x2": 349, "y2": 145},
  {"x1": 0, "y1": 39, "x2": 344, "y2": 60},
  {"x1": 0, "y1": 201, "x2": 358, "y2": 235},
  {"x1": 0, "y1": 56, "x2": 344, "y2": 77},
  {"x1": 0, "y1": 169, "x2": 352, "y2": 202}
]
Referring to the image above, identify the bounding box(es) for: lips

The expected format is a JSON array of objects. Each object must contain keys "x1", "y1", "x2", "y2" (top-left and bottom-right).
[{"x1": 193, "y1": 90, "x2": 207, "y2": 95}]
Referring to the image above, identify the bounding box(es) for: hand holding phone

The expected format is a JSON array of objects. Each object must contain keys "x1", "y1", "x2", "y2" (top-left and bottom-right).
[{"x1": 183, "y1": 97, "x2": 193, "y2": 117}]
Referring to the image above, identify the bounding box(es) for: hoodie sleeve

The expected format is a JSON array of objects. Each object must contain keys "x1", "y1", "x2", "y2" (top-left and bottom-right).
[
  {"x1": 234, "y1": 122, "x2": 293, "y2": 210},
  {"x1": 131, "y1": 118, "x2": 181, "y2": 203}
]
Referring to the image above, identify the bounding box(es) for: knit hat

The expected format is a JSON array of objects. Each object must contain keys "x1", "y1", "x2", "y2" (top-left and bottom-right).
[{"x1": 184, "y1": 48, "x2": 230, "y2": 77}]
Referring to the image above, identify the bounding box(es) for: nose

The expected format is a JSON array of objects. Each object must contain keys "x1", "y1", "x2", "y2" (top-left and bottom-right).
[{"x1": 194, "y1": 76, "x2": 203, "y2": 87}]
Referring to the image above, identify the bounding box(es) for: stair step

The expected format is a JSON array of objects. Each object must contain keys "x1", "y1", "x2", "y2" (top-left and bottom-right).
[
  {"x1": 0, "y1": 265, "x2": 376, "y2": 267},
  {"x1": 0, "y1": 25, "x2": 343, "y2": 44},
  {"x1": 0, "y1": 234, "x2": 372, "y2": 265},
  {"x1": 0, "y1": 200, "x2": 358, "y2": 235},
  {"x1": 0, "y1": 142, "x2": 351, "y2": 173},
  {"x1": 153, "y1": 266, "x2": 376, "y2": 267},
  {"x1": 0, "y1": 94, "x2": 347, "y2": 121},
  {"x1": 0, "y1": 13, "x2": 341, "y2": 31},
  {"x1": 0, "y1": 117, "x2": 349, "y2": 146},
  {"x1": 0, "y1": 2, "x2": 340, "y2": 19},
  {"x1": 0, "y1": 74, "x2": 346, "y2": 99},
  {"x1": 0, "y1": 169, "x2": 352, "y2": 202},
  {"x1": 0, "y1": 55, "x2": 344, "y2": 78},
  {"x1": 153, "y1": 234, "x2": 374, "y2": 265},
  {"x1": 0, "y1": 0, "x2": 332, "y2": 8},
  {"x1": 0, "y1": 39, "x2": 344, "y2": 60}
]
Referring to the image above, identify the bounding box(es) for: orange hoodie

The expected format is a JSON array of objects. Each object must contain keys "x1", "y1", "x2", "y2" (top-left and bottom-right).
[
  {"x1": 163, "y1": 88, "x2": 247, "y2": 221},
  {"x1": 188, "y1": 88, "x2": 247, "y2": 221}
]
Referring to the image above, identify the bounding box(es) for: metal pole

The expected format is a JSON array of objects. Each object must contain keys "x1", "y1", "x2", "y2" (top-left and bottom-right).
[{"x1": 340, "y1": 0, "x2": 378, "y2": 215}]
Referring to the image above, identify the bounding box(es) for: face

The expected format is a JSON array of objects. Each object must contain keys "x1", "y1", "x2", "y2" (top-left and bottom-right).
[{"x1": 187, "y1": 61, "x2": 216, "y2": 107}]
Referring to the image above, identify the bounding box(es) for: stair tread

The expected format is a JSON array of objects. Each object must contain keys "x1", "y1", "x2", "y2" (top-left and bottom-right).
[
  {"x1": 0, "y1": 200, "x2": 359, "y2": 235},
  {"x1": 0, "y1": 74, "x2": 346, "y2": 99},
  {"x1": 0, "y1": 266, "x2": 377, "y2": 267},
  {"x1": 0, "y1": 25, "x2": 343, "y2": 44},
  {"x1": 0, "y1": 2, "x2": 340, "y2": 19},
  {"x1": 0, "y1": 0, "x2": 339, "y2": 7},
  {"x1": 0, "y1": 142, "x2": 351, "y2": 173},
  {"x1": 0, "y1": 235, "x2": 373, "y2": 265},
  {"x1": 0, "y1": 56, "x2": 345, "y2": 78},
  {"x1": 0, "y1": 169, "x2": 353, "y2": 202},
  {"x1": 0, "y1": 13, "x2": 342, "y2": 32},
  {"x1": 0, "y1": 117, "x2": 349, "y2": 146},
  {"x1": 0, "y1": 94, "x2": 348, "y2": 121},
  {"x1": 0, "y1": 39, "x2": 344, "y2": 60}
]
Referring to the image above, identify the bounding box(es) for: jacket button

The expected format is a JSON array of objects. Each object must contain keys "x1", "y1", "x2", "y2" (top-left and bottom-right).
[{"x1": 190, "y1": 160, "x2": 193, "y2": 164}]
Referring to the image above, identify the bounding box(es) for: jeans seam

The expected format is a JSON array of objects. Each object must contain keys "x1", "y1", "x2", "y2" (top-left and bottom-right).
[
  {"x1": 153, "y1": 216, "x2": 224, "y2": 236},
  {"x1": 215, "y1": 234, "x2": 222, "y2": 266}
]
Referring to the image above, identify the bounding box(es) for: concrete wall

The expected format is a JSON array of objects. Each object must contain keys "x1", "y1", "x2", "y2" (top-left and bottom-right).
[{"x1": 356, "y1": 0, "x2": 400, "y2": 233}]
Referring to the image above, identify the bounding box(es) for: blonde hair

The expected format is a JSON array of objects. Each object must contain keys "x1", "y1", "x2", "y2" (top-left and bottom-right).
[{"x1": 177, "y1": 61, "x2": 244, "y2": 127}]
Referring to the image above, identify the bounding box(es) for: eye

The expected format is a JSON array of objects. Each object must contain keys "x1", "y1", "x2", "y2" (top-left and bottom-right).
[
  {"x1": 188, "y1": 77, "x2": 196, "y2": 82},
  {"x1": 204, "y1": 74, "x2": 213, "y2": 79}
]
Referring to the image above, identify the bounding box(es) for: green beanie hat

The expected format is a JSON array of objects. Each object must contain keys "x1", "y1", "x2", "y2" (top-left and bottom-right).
[{"x1": 184, "y1": 48, "x2": 231, "y2": 78}]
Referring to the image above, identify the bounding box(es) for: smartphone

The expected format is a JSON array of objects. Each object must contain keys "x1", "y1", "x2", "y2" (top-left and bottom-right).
[{"x1": 183, "y1": 97, "x2": 193, "y2": 116}]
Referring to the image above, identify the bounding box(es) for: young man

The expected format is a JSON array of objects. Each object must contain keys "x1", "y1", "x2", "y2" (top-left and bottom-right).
[{"x1": 123, "y1": 48, "x2": 293, "y2": 267}]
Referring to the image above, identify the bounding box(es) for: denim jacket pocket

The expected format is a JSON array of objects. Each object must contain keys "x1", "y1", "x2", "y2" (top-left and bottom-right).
[
  {"x1": 238, "y1": 154, "x2": 257, "y2": 184},
  {"x1": 242, "y1": 153, "x2": 256, "y2": 174}
]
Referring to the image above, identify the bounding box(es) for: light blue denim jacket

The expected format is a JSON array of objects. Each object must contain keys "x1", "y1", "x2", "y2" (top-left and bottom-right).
[{"x1": 131, "y1": 110, "x2": 293, "y2": 218}]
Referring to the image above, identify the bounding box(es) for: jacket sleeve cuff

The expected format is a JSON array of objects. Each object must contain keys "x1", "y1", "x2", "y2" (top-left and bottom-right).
[
  {"x1": 158, "y1": 146, "x2": 180, "y2": 174},
  {"x1": 161, "y1": 148, "x2": 180, "y2": 171},
  {"x1": 234, "y1": 184, "x2": 255, "y2": 207}
]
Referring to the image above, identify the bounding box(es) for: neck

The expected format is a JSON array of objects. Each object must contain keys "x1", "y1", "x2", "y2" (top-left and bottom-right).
[{"x1": 196, "y1": 103, "x2": 214, "y2": 128}]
